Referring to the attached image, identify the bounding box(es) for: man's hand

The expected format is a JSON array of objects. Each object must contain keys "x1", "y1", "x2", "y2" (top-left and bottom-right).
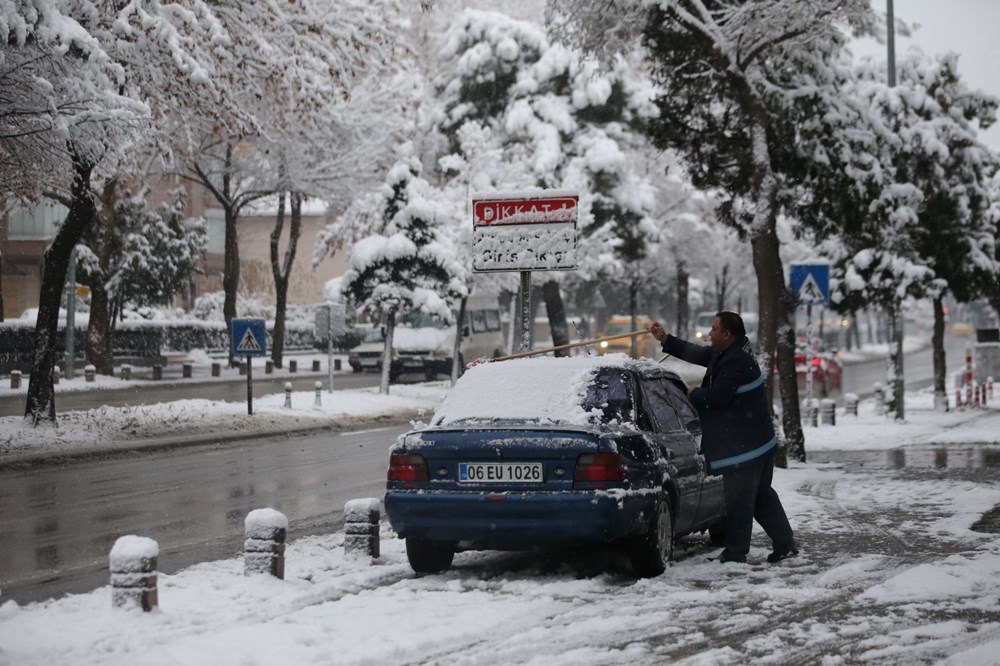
[{"x1": 649, "y1": 322, "x2": 667, "y2": 343}]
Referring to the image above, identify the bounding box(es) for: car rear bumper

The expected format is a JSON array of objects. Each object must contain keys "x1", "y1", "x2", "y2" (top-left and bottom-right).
[{"x1": 384, "y1": 489, "x2": 652, "y2": 544}]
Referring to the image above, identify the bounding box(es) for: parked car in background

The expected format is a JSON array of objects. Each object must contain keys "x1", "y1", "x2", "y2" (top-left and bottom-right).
[
  {"x1": 597, "y1": 315, "x2": 659, "y2": 358},
  {"x1": 692, "y1": 311, "x2": 715, "y2": 342},
  {"x1": 348, "y1": 295, "x2": 504, "y2": 381},
  {"x1": 384, "y1": 355, "x2": 728, "y2": 577},
  {"x1": 774, "y1": 338, "x2": 843, "y2": 397}
]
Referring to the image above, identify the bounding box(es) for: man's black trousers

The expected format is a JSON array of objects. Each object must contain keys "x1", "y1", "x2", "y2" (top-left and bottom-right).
[{"x1": 721, "y1": 455, "x2": 795, "y2": 559}]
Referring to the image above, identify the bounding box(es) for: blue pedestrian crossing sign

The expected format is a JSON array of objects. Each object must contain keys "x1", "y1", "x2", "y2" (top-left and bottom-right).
[
  {"x1": 789, "y1": 262, "x2": 830, "y2": 306},
  {"x1": 231, "y1": 318, "x2": 267, "y2": 357}
]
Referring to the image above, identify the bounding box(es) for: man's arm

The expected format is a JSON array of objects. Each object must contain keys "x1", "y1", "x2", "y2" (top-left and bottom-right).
[{"x1": 649, "y1": 322, "x2": 712, "y2": 367}]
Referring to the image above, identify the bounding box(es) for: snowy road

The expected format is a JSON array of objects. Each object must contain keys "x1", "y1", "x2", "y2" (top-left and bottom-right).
[
  {"x1": 0, "y1": 424, "x2": 409, "y2": 604},
  {"x1": 4, "y1": 440, "x2": 1000, "y2": 665}
]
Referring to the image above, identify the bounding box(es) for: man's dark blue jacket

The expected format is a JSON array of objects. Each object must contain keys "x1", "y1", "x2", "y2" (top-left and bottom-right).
[{"x1": 661, "y1": 334, "x2": 776, "y2": 474}]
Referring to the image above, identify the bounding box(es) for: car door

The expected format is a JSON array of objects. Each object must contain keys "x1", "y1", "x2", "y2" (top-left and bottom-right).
[
  {"x1": 661, "y1": 378, "x2": 725, "y2": 527},
  {"x1": 638, "y1": 376, "x2": 704, "y2": 533}
]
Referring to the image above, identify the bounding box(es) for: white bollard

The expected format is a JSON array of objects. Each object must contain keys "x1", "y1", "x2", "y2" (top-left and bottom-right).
[
  {"x1": 284, "y1": 382, "x2": 293, "y2": 409},
  {"x1": 110, "y1": 535, "x2": 159, "y2": 611},
  {"x1": 244, "y1": 509, "x2": 287, "y2": 579},
  {"x1": 843, "y1": 393, "x2": 859, "y2": 417},
  {"x1": 9, "y1": 370, "x2": 21, "y2": 389},
  {"x1": 314, "y1": 381, "x2": 322, "y2": 408},
  {"x1": 820, "y1": 399, "x2": 836, "y2": 426},
  {"x1": 344, "y1": 498, "x2": 381, "y2": 560},
  {"x1": 84, "y1": 364, "x2": 96, "y2": 382},
  {"x1": 873, "y1": 382, "x2": 885, "y2": 415}
]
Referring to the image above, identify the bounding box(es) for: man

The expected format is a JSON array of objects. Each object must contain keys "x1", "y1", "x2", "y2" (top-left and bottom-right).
[{"x1": 649, "y1": 312, "x2": 797, "y2": 564}]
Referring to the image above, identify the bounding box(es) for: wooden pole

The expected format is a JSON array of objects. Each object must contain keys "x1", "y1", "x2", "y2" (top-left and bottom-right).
[{"x1": 490, "y1": 329, "x2": 651, "y2": 363}]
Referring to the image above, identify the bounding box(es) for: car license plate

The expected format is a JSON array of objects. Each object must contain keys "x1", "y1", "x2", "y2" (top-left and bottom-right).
[{"x1": 458, "y1": 462, "x2": 543, "y2": 483}]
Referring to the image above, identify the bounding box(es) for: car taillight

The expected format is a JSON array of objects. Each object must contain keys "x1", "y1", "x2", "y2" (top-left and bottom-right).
[
  {"x1": 387, "y1": 453, "x2": 428, "y2": 482},
  {"x1": 574, "y1": 453, "x2": 626, "y2": 482},
  {"x1": 812, "y1": 358, "x2": 821, "y2": 367}
]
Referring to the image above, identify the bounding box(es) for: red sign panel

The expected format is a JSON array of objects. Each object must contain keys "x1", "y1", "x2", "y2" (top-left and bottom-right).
[{"x1": 473, "y1": 196, "x2": 578, "y2": 226}]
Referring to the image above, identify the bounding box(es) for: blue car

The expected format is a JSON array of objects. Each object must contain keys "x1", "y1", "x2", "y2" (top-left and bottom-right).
[{"x1": 384, "y1": 355, "x2": 728, "y2": 576}]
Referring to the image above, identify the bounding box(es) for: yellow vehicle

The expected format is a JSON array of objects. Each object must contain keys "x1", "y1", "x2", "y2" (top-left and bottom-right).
[{"x1": 597, "y1": 315, "x2": 659, "y2": 358}]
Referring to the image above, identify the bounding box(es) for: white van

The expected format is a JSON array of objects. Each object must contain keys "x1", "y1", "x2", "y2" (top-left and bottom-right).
[{"x1": 348, "y1": 295, "x2": 505, "y2": 380}]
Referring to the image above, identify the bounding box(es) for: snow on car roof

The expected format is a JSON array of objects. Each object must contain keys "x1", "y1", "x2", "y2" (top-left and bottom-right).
[{"x1": 430, "y1": 353, "x2": 640, "y2": 426}]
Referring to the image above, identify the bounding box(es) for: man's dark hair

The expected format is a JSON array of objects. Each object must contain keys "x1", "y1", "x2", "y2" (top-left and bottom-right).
[{"x1": 715, "y1": 311, "x2": 746, "y2": 338}]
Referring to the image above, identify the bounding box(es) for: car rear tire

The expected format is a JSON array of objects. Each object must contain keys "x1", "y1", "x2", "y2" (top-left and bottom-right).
[
  {"x1": 708, "y1": 520, "x2": 728, "y2": 547},
  {"x1": 405, "y1": 538, "x2": 454, "y2": 574},
  {"x1": 629, "y1": 498, "x2": 673, "y2": 578}
]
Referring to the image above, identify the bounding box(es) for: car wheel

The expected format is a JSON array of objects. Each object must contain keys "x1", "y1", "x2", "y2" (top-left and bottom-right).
[
  {"x1": 628, "y1": 498, "x2": 673, "y2": 578},
  {"x1": 708, "y1": 519, "x2": 728, "y2": 547},
  {"x1": 405, "y1": 538, "x2": 454, "y2": 574}
]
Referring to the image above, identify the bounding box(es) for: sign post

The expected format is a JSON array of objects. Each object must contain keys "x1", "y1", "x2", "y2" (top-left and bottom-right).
[
  {"x1": 789, "y1": 262, "x2": 831, "y2": 421},
  {"x1": 315, "y1": 303, "x2": 346, "y2": 394},
  {"x1": 472, "y1": 192, "x2": 578, "y2": 353},
  {"x1": 231, "y1": 318, "x2": 267, "y2": 415}
]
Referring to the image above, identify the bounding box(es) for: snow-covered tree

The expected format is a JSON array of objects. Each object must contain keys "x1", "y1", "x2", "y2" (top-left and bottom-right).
[
  {"x1": 436, "y1": 9, "x2": 662, "y2": 354},
  {"x1": 77, "y1": 187, "x2": 206, "y2": 373},
  {"x1": 5, "y1": 0, "x2": 242, "y2": 424},
  {"x1": 806, "y1": 51, "x2": 999, "y2": 417},
  {"x1": 548, "y1": 0, "x2": 881, "y2": 461},
  {"x1": 340, "y1": 148, "x2": 464, "y2": 394}
]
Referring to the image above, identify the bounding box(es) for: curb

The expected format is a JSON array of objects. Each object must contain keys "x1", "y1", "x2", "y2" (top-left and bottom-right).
[{"x1": 0, "y1": 409, "x2": 424, "y2": 471}]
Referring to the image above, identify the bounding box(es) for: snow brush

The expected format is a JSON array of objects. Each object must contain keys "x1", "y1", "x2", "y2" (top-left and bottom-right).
[{"x1": 466, "y1": 329, "x2": 652, "y2": 368}]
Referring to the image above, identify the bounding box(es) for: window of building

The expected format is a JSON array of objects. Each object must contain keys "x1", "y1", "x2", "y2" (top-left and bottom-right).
[{"x1": 7, "y1": 202, "x2": 67, "y2": 240}]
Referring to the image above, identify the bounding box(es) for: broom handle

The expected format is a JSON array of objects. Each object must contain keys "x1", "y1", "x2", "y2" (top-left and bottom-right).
[{"x1": 492, "y1": 329, "x2": 651, "y2": 362}]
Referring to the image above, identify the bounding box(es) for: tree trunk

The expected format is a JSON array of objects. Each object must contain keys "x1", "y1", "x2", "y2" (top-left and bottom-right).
[
  {"x1": 380, "y1": 308, "x2": 396, "y2": 395},
  {"x1": 886, "y1": 299, "x2": 905, "y2": 421},
  {"x1": 777, "y1": 296, "x2": 804, "y2": 463},
  {"x1": 676, "y1": 262, "x2": 689, "y2": 336},
  {"x1": 26, "y1": 150, "x2": 95, "y2": 424},
  {"x1": 932, "y1": 295, "x2": 948, "y2": 412},
  {"x1": 223, "y1": 201, "x2": 239, "y2": 366},
  {"x1": 715, "y1": 264, "x2": 729, "y2": 312},
  {"x1": 542, "y1": 279, "x2": 570, "y2": 356},
  {"x1": 268, "y1": 190, "x2": 302, "y2": 370},
  {"x1": 0, "y1": 255, "x2": 4, "y2": 322},
  {"x1": 85, "y1": 179, "x2": 118, "y2": 375},
  {"x1": 451, "y1": 294, "x2": 468, "y2": 385}
]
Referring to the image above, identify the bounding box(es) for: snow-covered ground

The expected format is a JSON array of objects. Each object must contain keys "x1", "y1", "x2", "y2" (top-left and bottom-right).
[{"x1": 3, "y1": 365, "x2": 1000, "y2": 664}]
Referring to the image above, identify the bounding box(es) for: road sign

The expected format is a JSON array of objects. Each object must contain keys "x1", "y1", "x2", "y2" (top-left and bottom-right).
[
  {"x1": 472, "y1": 192, "x2": 578, "y2": 272},
  {"x1": 789, "y1": 262, "x2": 830, "y2": 306},
  {"x1": 231, "y1": 318, "x2": 267, "y2": 357},
  {"x1": 315, "y1": 303, "x2": 347, "y2": 339}
]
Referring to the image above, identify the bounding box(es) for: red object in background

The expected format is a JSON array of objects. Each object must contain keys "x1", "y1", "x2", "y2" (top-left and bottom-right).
[{"x1": 772, "y1": 338, "x2": 843, "y2": 397}]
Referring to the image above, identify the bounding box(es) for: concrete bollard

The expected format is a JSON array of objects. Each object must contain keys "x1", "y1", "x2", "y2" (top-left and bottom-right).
[
  {"x1": 238, "y1": 361, "x2": 247, "y2": 376},
  {"x1": 52, "y1": 367, "x2": 61, "y2": 385},
  {"x1": 843, "y1": 393, "x2": 859, "y2": 417},
  {"x1": 956, "y1": 389, "x2": 964, "y2": 412},
  {"x1": 873, "y1": 382, "x2": 885, "y2": 415},
  {"x1": 314, "y1": 381, "x2": 322, "y2": 408},
  {"x1": 820, "y1": 399, "x2": 836, "y2": 426},
  {"x1": 120, "y1": 365, "x2": 131, "y2": 381},
  {"x1": 344, "y1": 498, "x2": 381, "y2": 560},
  {"x1": 211, "y1": 362, "x2": 221, "y2": 377},
  {"x1": 989, "y1": 377, "x2": 994, "y2": 401},
  {"x1": 152, "y1": 365, "x2": 163, "y2": 381},
  {"x1": 182, "y1": 363, "x2": 193, "y2": 379},
  {"x1": 84, "y1": 364, "x2": 96, "y2": 382},
  {"x1": 334, "y1": 359, "x2": 342, "y2": 371},
  {"x1": 312, "y1": 359, "x2": 321, "y2": 372},
  {"x1": 266, "y1": 359, "x2": 274, "y2": 375},
  {"x1": 288, "y1": 360, "x2": 298, "y2": 373},
  {"x1": 9, "y1": 370, "x2": 21, "y2": 389},
  {"x1": 284, "y1": 382, "x2": 293, "y2": 409},
  {"x1": 110, "y1": 535, "x2": 159, "y2": 611},
  {"x1": 244, "y1": 509, "x2": 287, "y2": 579}
]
